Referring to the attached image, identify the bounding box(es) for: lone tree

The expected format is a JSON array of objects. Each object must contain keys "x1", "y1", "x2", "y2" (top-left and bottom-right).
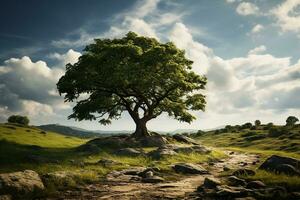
[
  {"x1": 57, "y1": 32, "x2": 207, "y2": 138},
  {"x1": 254, "y1": 120, "x2": 261, "y2": 127},
  {"x1": 7, "y1": 115, "x2": 30, "y2": 126},
  {"x1": 286, "y1": 116, "x2": 299, "y2": 126}
]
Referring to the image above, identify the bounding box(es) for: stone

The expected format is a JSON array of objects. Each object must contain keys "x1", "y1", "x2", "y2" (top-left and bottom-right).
[
  {"x1": 202, "y1": 177, "x2": 221, "y2": 188},
  {"x1": 216, "y1": 185, "x2": 251, "y2": 198},
  {"x1": 172, "y1": 134, "x2": 198, "y2": 144},
  {"x1": 232, "y1": 169, "x2": 255, "y2": 176},
  {"x1": 114, "y1": 148, "x2": 144, "y2": 157},
  {"x1": 246, "y1": 181, "x2": 266, "y2": 189},
  {"x1": 275, "y1": 164, "x2": 300, "y2": 176},
  {"x1": 139, "y1": 135, "x2": 168, "y2": 147},
  {"x1": 138, "y1": 168, "x2": 155, "y2": 178},
  {"x1": 172, "y1": 163, "x2": 209, "y2": 174},
  {"x1": 148, "y1": 147, "x2": 177, "y2": 159},
  {"x1": 227, "y1": 176, "x2": 246, "y2": 186},
  {"x1": 142, "y1": 176, "x2": 164, "y2": 183},
  {"x1": 0, "y1": 170, "x2": 44, "y2": 199},
  {"x1": 259, "y1": 155, "x2": 300, "y2": 176}
]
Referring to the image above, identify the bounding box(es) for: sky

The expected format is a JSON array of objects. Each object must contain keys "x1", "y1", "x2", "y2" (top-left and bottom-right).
[{"x1": 0, "y1": 0, "x2": 300, "y2": 132}]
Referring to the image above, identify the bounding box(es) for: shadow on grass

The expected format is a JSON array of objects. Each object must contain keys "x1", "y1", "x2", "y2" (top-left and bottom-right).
[{"x1": 0, "y1": 139, "x2": 80, "y2": 173}]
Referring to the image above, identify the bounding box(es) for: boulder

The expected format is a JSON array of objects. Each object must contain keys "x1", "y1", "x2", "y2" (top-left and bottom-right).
[
  {"x1": 172, "y1": 134, "x2": 198, "y2": 144},
  {"x1": 172, "y1": 163, "x2": 208, "y2": 174},
  {"x1": 227, "y1": 176, "x2": 246, "y2": 186},
  {"x1": 148, "y1": 147, "x2": 177, "y2": 159},
  {"x1": 139, "y1": 135, "x2": 168, "y2": 147},
  {"x1": 0, "y1": 170, "x2": 44, "y2": 199},
  {"x1": 259, "y1": 155, "x2": 300, "y2": 176},
  {"x1": 202, "y1": 177, "x2": 221, "y2": 188},
  {"x1": 138, "y1": 168, "x2": 155, "y2": 178},
  {"x1": 114, "y1": 148, "x2": 144, "y2": 157},
  {"x1": 246, "y1": 181, "x2": 266, "y2": 189},
  {"x1": 223, "y1": 166, "x2": 231, "y2": 171},
  {"x1": 76, "y1": 143, "x2": 101, "y2": 154},
  {"x1": 232, "y1": 169, "x2": 255, "y2": 176}
]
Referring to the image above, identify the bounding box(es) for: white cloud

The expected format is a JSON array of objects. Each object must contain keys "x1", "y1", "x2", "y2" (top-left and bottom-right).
[
  {"x1": 0, "y1": 49, "x2": 81, "y2": 121},
  {"x1": 251, "y1": 24, "x2": 264, "y2": 33},
  {"x1": 248, "y1": 45, "x2": 266, "y2": 55},
  {"x1": 226, "y1": 0, "x2": 236, "y2": 3},
  {"x1": 236, "y1": 2, "x2": 259, "y2": 16},
  {"x1": 271, "y1": 0, "x2": 300, "y2": 35}
]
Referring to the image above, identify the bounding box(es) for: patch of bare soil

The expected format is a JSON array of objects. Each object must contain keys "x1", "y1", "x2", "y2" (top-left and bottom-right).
[{"x1": 49, "y1": 151, "x2": 259, "y2": 200}]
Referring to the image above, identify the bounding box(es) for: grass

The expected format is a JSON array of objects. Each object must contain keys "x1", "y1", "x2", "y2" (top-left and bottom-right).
[
  {"x1": 194, "y1": 125, "x2": 300, "y2": 155},
  {"x1": 0, "y1": 123, "x2": 225, "y2": 183},
  {"x1": 241, "y1": 170, "x2": 300, "y2": 191}
]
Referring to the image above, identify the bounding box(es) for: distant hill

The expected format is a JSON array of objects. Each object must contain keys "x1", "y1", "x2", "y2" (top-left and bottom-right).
[{"x1": 37, "y1": 124, "x2": 131, "y2": 138}]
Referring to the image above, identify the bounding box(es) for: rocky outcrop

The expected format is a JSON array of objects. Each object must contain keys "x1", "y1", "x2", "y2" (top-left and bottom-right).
[
  {"x1": 0, "y1": 170, "x2": 44, "y2": 199},
  {"x1": 172, "y1": 163, "x2": 209, "y2": 174},
  {"x1": 259, "y1": 155, "x2": 300, "y2": 176},
  {"x1": 172, "y1": 134, "x2": 198, "y2": 144},
  {"x1": 173, "y1": 145, "x2": 211, "y2": 154},
  {"x1": 148, "y1": 146, "x2": 178, "y2": 159},
  {"x1": 114, "y1": 148, "x2": 145, "y2": 157}
]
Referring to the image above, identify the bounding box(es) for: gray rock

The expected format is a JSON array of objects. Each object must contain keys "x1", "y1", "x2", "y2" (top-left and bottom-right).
[
  {"x1": 202, "y1": 177, "x2": 221, "y2": 188},
  {"x1": 172, "y1": 163, "x2": 208, "y2": 174},
  {"x1": 232, "y1": 169, "x2": 255, "y2": 176},
  {"x1": 114, "y1": 148, "x2": 144, "y2": 157},
  {"x1": 227, "y1": 176, "x2": 246, "y2": 186},
  {"x1": 246, "y1": 180, "x2": 266, "y2": 189},
  {"x1": 0, "y1": 170, "x2": 44, "y2": 199},
  {"x1": 259, "y1": 155, "x2": 300, "y2": 176},
  {"x1": 142, "y1": 175, "x2": 164, "y2": 183},
  {"x1": 139, "y1": 135, "x2": 168, "y2": 147},
  {"x1": 275, "y1": 164, "x2": 300, "y2": 176},
  {"x1": 148, "y1": 147, "x2": 177, "y2": 159},
  {"x1": 216, "y1": 185, "x2": 252, "y2": 198},
  {"x1": 172, "y1": 134, "x2": 198, "y2": 144}
]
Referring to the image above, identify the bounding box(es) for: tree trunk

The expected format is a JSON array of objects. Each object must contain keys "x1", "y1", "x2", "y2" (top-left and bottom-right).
[{"x1": 132, "y1": 119, "x2": 151, "y2": 138}]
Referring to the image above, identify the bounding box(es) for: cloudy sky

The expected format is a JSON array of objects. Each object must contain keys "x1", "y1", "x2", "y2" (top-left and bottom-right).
[{"x1": 0, "y1": 0, "x2": 299, "y2": 131}]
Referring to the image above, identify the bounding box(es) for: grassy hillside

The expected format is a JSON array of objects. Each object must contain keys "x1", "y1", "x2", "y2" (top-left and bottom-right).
[
  {"x1": 0, "y1": 123, "x2": 87, "y2": 148},
  {"x1": 192, "y1": 124, "x2": 300, "y2": 158}
]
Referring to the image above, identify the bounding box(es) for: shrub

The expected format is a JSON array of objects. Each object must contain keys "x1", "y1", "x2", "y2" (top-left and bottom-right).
[
  {"x1": 268, "y1": 127, "x2": 286, "y2": 137},
  {"x1": 7, "y1": 115, "x2": 30, "y2": 126},
  {"x1": 254, "y1": 120, "x2": 261, "y2": 127},
  {"x1": 241, "y1": 122, "x2": 252, "y2": 129}
]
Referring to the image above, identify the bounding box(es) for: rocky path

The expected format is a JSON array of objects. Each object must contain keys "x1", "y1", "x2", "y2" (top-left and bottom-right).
[{"x1": 55, "y1": 150, "x2": 259, "y2": 200}]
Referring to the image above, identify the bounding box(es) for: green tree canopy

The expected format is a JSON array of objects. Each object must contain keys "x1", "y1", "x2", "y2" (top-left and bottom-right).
[
  {"x1": 57, "y1": 32, "x2": 207, "y2": 137},
  {"x1": 286, "y1": 116, "x2": 299, "y2": 126},
  {"x1": 7, "y1": 115, "x2": 30, "y2": 126},
  {"x1": 254, "y1": 120, "x2": 261, "y2": 127}
]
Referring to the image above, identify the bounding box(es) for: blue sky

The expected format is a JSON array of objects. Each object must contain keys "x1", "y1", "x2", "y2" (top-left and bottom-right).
[{"x1": 0, "y1": 0, "x2": 300, "y2": 131}]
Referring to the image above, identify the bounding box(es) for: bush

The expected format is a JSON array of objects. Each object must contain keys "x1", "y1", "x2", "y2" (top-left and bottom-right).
[
  {"x1": 254, "y1": 120, "x2": 261, "y2": 127},
  {"x1": 268, "y1": 127, "x2": 287, "y2": 137},
  {"x1": 241, "y1": 122, "x2": 252, "y2": 129},
  {"x1": 7, "y1": 115, "x2": 30, "y2": 126}
]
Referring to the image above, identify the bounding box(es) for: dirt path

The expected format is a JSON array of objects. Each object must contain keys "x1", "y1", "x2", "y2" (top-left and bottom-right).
[{"x1": 54, "y1": 151, "x2": 259, "y2": 200}]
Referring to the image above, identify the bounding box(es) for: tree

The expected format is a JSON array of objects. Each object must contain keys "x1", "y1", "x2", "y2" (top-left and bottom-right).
[
  {"x1": 254, "y1": 120, "x2": 261, "y2": 127},
  {"x1": 7, "y1": 115, "x2": 30, "y2": 125},
  {"x1": 57, "y1": 32, "x2": 207, "y2": 138},
  {"x1": 286, "y1": 116, "x2": 299, "y2": 126}
]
